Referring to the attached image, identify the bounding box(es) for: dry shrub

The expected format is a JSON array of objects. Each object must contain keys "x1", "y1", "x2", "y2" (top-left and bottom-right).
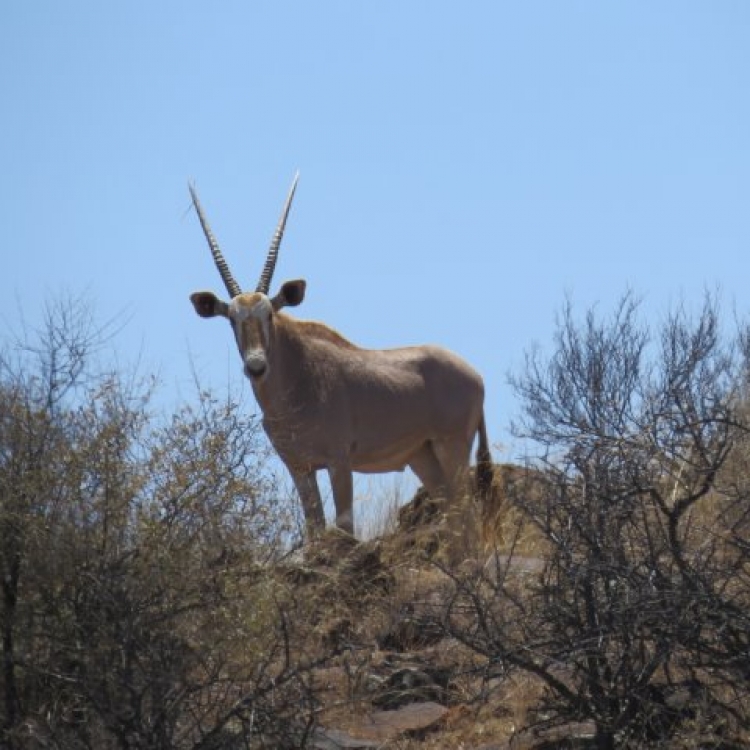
[
  {"x1": 480, "y1": 462, "x2": 550, "y2": 557},
  {"x1": 0, "y1": 297, "x2": 323, "y2": 749},
  {"x1": 438, "y1": 293, "x2": 750, "y2": 748}
]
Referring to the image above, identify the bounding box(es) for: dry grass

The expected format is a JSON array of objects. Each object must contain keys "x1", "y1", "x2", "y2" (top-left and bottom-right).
[
  {"x1": 260, "y1": 456, "x2": 750, "y2": 749},
  {"x1": 268, "y1": 483, "x2": 552, "y2": 749},
  {"x1": 479, "y1": 463, "x2": 550, "y2": 559}
]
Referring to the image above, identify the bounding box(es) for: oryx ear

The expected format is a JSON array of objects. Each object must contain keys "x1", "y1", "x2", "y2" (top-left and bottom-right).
[
  {"x1": 190, "y1": 292, "x2": 229, "y2": 318},
  {"x1": 271, "y1": 279, "x2": 306, "y2": 311}
]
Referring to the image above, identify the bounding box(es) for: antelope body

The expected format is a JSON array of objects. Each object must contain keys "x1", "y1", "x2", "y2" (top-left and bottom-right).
[{"x1": 189, "y1": 176, "x2": 492, "y2": 537}]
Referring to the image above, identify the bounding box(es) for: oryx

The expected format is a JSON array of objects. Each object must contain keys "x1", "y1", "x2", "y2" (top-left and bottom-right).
[{"x1": 189, "y1": 175, "x2": 492, "y2": 538}]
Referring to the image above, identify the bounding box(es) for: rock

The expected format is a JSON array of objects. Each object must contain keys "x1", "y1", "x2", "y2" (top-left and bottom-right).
[
  {"x1": 363, "y1": 652, "x2": 453, "y2": 709},
  {"x1": 506, "y1": 721, "x2": 597, "y2": 749},
  {"x1": 370, "y1": 665, "x2": 451, "y2": 709},
  {"x1": 313, "y1": 702, "x2": 448, "y2": 747},
  {"x1": 312, "y1": 727, "x2": 381, "y2": 749},
  {"x1": 360, "y1": 701, "x2": 449, "y2": 741}
]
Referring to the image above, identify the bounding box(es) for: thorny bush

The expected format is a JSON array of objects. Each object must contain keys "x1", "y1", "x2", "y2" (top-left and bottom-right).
[
  {"x1": 443, "y1": 293, "x2": 750, "y2": 748},
  {"x1": 0, "y1": 297, "x2": 320, "y2": 750}
]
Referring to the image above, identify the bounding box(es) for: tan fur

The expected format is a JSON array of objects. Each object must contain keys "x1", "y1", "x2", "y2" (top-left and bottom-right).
[
  {"x1": 192, "y1": 290, "x2": 490, "y2": 539},
  {"x1": 189, "y1": 182, "x2": 491, "y2": 541},
  {"x1": 290, "y1": 317, "x2": 358, "y2": 349}
]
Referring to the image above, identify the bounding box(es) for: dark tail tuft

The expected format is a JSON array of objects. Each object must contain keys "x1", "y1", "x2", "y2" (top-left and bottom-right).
[{"x1": 475, "y1": 413, "x2": 493, "y2": 497}]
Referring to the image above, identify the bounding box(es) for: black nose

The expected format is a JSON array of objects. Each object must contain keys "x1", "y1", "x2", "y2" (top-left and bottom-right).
[{"x1": 245, "y1": 362, "x2": 267, "y2": 379}]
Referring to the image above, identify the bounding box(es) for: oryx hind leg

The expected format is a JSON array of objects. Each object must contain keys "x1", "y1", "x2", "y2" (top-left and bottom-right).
[
  {"x1": 409, "y1": 438, "x2": 476, "y2": 561},
  {"x1": 328, "y1": 461, "x2": 354, "y2": 536},
  {"x1": 432, "y1": 434, "x2": 474, "y2": 503},
  {"x1": 429, "y1": 434, "x2": 479, "y2": 561},
  {"x1": 408, "y1": 442, "x2": 449, "y2": 500}
]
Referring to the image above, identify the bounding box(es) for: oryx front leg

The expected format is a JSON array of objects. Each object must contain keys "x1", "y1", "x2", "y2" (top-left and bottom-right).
[
  {"x1": 328, "y1": 462, "x2": 354, "y2": 536},
  {"x1": 290, "y1": 469, "x2": 326, "y2": 538}
]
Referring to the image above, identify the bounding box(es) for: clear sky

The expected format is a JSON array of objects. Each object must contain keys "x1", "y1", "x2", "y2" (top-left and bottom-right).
[{"x1": 2, "y1": 2, "x2": 749, "y2": 507}]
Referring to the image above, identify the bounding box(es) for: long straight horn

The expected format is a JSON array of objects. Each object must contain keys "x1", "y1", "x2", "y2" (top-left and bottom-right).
[
  {"x1": 189, "y1": 183, "x2": 242, "y2": 299},
  {"x1": 256, "y1": 171, "x2": 299, "y2": 294}
]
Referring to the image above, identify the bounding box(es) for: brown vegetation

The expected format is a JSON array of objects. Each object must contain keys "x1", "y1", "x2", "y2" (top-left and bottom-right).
[{"x1": 3, "y1": 292, "x2": 750, "y2": 749}]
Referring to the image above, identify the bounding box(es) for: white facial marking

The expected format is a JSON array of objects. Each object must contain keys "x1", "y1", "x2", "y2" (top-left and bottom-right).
[
  {"x1": 229, "y1": 295, "x2": 272, "y2": 322},
  {"x1": 229, "y1": 296, "x2": 273, "y2": 343}
]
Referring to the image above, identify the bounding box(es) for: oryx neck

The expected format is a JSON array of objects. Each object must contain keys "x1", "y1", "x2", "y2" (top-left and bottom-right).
[{"x1": 249, "y1": 313, "x2": 306, "y2": 411}]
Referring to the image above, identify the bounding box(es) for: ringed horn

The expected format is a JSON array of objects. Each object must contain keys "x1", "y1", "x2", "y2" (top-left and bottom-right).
[
  {"x1": 188, "y1": 172, "x2": 300, "y2": 299},
  {"x1": 188, "y1": 183, "x2": 241, "y2": 299},
  {"x1": 256, "y1": 171, "x2": 300, "y2": 294}
]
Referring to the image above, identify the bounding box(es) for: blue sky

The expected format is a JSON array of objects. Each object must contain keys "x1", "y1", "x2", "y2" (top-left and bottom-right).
[{"x1": 2, "y1": 3, "x2": 750, "y2": 505}]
